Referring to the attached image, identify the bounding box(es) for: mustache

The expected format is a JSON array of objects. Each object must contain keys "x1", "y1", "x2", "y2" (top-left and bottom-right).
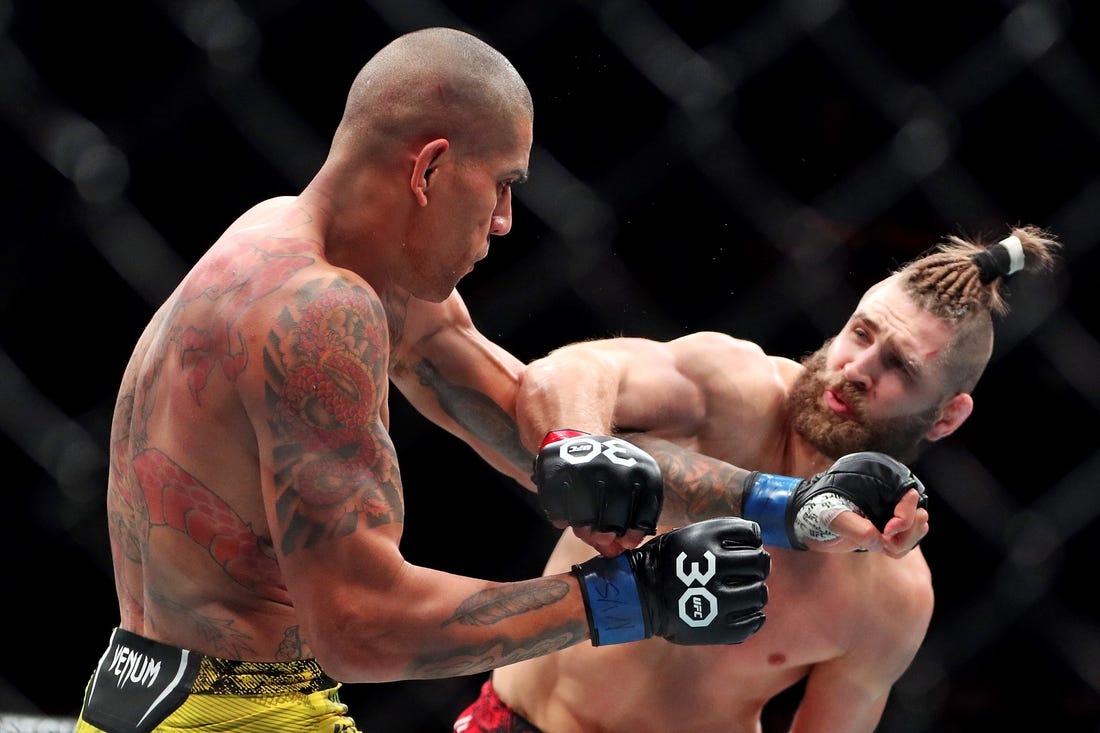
[{"x1": 817, "y1": 371, "x2": 866, "y2": 420}]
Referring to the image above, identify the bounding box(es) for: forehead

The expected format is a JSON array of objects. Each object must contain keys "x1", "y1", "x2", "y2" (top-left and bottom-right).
[
  {"x1": 504, "y1": 116, "x2": 533, "y2": 165},
  {"x1": 472, "y1": 115, "x2": 532, "y2": 174},
  {"x1": 853, "y1": 279, "x2": 954, "y2": 358}
]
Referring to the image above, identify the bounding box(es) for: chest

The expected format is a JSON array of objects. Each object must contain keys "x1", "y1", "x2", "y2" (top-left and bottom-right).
[{"x1": 732, "y1": 553, "x2": 856, "y2": 665}]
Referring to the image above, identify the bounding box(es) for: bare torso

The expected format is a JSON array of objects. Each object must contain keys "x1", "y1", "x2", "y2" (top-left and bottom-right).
[
  {"x1": 495, "y1": 534, "x2": 928, "y2": 732},
  {"x1": 108, "y1": 198, "x2": 389, "y2": 660},
  {"x1": 493, "y1": 332, "x2": 933, "y2": 732}
]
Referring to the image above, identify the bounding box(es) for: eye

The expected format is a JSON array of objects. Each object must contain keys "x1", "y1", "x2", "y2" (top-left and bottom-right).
[
  {"x1": 501, "y1": 172, "x2": 528, "y2": 194},
  {"x1": 886, "y1": 354, "x2": 916, "y2": 380}
]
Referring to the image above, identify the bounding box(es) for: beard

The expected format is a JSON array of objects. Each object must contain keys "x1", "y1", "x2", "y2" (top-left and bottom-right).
[{"x1": 788, "y1": 340, "x2": 938, "y2": 463}]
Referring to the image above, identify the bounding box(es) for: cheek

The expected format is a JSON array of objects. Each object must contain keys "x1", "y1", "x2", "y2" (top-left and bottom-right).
[
  {"x1": 456, "y1": 191, "x2": 494, "y2": 232},
  {"x1": 822, "y1": 349, "x2": 846, "y2": 376},
  {"x1": 870, "y1": 378, "x2": 920, "y2": 415},
  {"x1": 823, "y1": 337, "x2": 847, "y2": 364}
]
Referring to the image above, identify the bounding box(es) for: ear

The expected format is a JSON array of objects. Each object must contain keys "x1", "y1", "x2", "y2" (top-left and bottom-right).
[
  {"x1": 411, "y1": 138, "x2": 449, "y2": 206},
  {"x1": 924, "y1": 392, "x2": 973, "y2": 442}
]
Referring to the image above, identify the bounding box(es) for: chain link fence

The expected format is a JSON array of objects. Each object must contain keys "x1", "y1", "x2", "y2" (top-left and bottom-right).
[{"x1": 1, "y1": 0, "x2": 1097, "y2": 730}]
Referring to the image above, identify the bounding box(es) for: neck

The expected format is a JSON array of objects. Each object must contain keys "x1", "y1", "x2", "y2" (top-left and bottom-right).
[{"x1": 784, "y1": 431, "x2": 836, "y2": 478}]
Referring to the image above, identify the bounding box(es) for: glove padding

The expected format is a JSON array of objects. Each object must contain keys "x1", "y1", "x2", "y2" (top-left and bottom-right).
[
  {"x1": 572, "y1": 517, "x2": 769, "y2": 646},
  {"x1": 533, "y1": 430, "x2": 663, "y2": 536},
  {"x1": 744, "y1": 451, "x2": 929, "y2": 550}
]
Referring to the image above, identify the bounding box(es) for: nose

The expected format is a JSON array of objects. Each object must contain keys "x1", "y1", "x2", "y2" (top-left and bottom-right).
[
  {"x1": 490, "y1": 189, "x2": 513, "y2": 236},
  {"x1": 842, "y1": 352, "x2": 875, "y2": 391}
]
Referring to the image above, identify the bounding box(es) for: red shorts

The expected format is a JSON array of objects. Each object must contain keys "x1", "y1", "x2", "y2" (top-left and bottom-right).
[{"x1": 453, "y1": 678, "x2": 542, "y2": 733}]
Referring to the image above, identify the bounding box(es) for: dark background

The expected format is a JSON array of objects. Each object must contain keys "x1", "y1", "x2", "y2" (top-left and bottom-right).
[{"x1": 2, "y1": 1, "x2": 1099, "y2": 731}]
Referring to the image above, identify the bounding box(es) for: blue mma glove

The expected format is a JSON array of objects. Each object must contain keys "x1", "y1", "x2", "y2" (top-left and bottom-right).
[
  {"x1": 572, "y1": 517, "x2": 770, "y2": 645},
  {"x1": 742, "y1": 451, "x2": 929, "y2": 550}
]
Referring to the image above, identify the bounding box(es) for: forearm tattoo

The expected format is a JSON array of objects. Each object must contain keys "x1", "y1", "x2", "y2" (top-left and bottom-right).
[
  {"x1": 412, "y1": 358, "x2": 534, "y2": 474},
  {"x1": 623, "y1": 433, "x2": 748, "y2": 523},
  {"x1": 442, "y1": 579, "x2": 571, "y2": 628},
  {"x1": 414, "y1": 579, "x2": 586, "y2": 681}
]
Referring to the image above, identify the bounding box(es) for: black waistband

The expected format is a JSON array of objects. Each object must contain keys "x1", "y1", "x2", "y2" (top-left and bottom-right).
[
  {"x1": 82, "y1": 628, "x2": 341, "y2": 733},
  {"x1": 108, "y1": 628, "x2": 339, "y2": 695}
]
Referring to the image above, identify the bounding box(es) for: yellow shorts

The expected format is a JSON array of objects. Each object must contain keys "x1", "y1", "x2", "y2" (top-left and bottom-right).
[{"x1": 75, "y1": 628, "x2": 361, "y2": 733}]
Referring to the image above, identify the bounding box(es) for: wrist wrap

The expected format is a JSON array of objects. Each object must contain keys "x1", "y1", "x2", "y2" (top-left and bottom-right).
[
  {"x1": 572, "y1": 554, "x2": 647, "y2": 645},
  {"x1": 540, "y1": 429, "x2": 587, "y2": 449},
  {"x1": 743, "y1": 472, "x2": 800, "y2": 549}
]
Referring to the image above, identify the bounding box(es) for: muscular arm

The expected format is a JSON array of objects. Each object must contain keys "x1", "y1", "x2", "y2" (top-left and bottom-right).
[
  {"x1": 391, "y1": 290, "x2": 534, "y2": 487},
  {"x1": 517, "y1": 335, "x2": 711, "y2": 447},
  {"x1": 519, "y1": 334, "x2": 764, "y2": 529},
  {"x1": 243, "y1": 277, "x2": 590, "y2": 682},
  {"x1": 518, "y1": 333, "x2": 928, "y2": 555},
  {"x1": 624, "y1": 435, "x2": 929, "y2": 555},
  {"x1": 619, "y1": 432, "x2": 749, "y2": 526}
]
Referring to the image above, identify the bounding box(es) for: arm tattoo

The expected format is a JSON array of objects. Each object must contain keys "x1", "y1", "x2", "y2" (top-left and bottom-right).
[
  {"x1": 411, "y1": 621, "x2": 587, "y2": 678},
  {"x1": 262, "y1": 279, "x2": 404, "y2": 556},
  {"x1": 412, "y1": 358, "x2": 533, "y2": 474},
  {"x1": 624, "y1": 433, "x2": 749, "y2": 523},
  {"x1": 412, "y1": 579, "x2": 580, "y2": 677},
  {"x1": 442, "y1": 579, "x2": 571, "y2": 627}
]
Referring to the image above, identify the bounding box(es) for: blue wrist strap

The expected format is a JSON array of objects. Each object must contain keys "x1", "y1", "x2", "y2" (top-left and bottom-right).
[
  {"x1": 573, "y1": 554, "x2": 647, "y2": 645},
  {"x1": 743, "y1": 473, "x2": 800, "y2": 549}
]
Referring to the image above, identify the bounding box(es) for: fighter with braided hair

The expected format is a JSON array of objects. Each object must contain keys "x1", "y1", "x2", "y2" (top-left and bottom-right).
[
  {"x1": 454, "y1": 225, "x2": 1061, "y2": 733},
  {"x1": 74, "y1": 28, "x2": 773, "y2": 733}
]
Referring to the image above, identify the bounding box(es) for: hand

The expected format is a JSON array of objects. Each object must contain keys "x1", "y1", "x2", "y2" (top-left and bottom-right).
[
  {"x1": 815, "y1": 487, "x2": 930, "y2": 557},
  {"x1": 572, "y1": 517, "x2": 770, "y2": 646},
  {"x1": 743, "y1": 451, "x2": 929, "y2": 551},
  {"x1": 533, "y1": 430, "x2": 663, "y2": 554},
  {"x1": 569, "y1": 525, "x2": 649, "y2": 558}
]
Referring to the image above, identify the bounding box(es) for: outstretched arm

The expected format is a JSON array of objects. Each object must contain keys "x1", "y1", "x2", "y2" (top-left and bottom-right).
[
  {"x1": 518, "y1": 334, "x2": 929, "y2": 557},
  {"x1": 391, "y1": 291, "x2": 535, "y2": 487},
  {"x1": 396, "y1": 297, "x2": 680, "y2": 557},
  {"x1": 519, "y1": 337, "x2": 695, "y2": 554},
  {"x1": 245, "y1": 279, "x2": 769, "y2": 681},
  {"x1": 627, "y1": 434, "x2": 929, "y2": 557}
]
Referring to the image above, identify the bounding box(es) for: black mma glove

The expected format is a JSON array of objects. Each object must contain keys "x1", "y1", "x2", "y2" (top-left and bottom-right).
[
  {"x1": 533, "y1": 429, "x2": 663, "y2": 536},
  {"x1": 742, "y1": 451, "x2": 929, "y2": 550},
  {"x1": 572, "y1": 517, "x2": 769, "y2": 646}
]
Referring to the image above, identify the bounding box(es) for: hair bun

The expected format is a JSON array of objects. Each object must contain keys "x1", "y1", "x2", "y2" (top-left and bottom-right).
[{"x1": 971, "y1": 235, "x2": 1025, "y2": 284}]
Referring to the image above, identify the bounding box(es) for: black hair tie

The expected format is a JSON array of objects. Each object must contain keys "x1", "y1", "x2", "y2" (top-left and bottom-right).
[{"x1": 971, "y1": 235, "x2": 1024, "y2": 284}]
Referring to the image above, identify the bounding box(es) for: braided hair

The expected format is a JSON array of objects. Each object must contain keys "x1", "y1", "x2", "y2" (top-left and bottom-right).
[{"x1": 895, "y1": 224, "x2": 1061, "y2": 394}]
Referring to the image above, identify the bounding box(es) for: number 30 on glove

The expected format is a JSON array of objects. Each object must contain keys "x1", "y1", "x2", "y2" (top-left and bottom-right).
[
  {"x1": 533, "y1": 429, "x2": 663, "y2": 536},
  {"x1": 573, "y1": 517, "x2": 770, "y2": 646}
]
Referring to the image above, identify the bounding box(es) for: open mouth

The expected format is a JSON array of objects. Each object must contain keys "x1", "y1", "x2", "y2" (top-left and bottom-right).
[{"x1": 824, "y1": 388, "x2": 852, "y2": 418}]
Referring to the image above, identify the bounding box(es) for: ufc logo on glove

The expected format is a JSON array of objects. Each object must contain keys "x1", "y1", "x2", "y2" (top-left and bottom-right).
[
  {"x1": 676, "y1": 550, "x2": 717, "y2": 627},
  {"x1": 572, "y1": 517, "x2": 770, "y2": 647}
]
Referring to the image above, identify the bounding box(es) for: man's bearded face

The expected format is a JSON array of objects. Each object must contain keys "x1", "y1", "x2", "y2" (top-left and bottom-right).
[{"x1": 789, "y1": 339, "x2": 939, "y2": 462}]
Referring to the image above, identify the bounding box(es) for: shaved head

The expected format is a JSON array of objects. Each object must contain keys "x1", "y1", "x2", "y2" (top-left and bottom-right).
[{"x1": 332, "y1": 27, "x2": 533, "y2": 162}]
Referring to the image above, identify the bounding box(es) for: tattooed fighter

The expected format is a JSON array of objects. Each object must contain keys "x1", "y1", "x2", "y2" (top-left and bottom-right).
[{"x1": 74, "y1": 27, "x2": 770, "y2": 733}]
